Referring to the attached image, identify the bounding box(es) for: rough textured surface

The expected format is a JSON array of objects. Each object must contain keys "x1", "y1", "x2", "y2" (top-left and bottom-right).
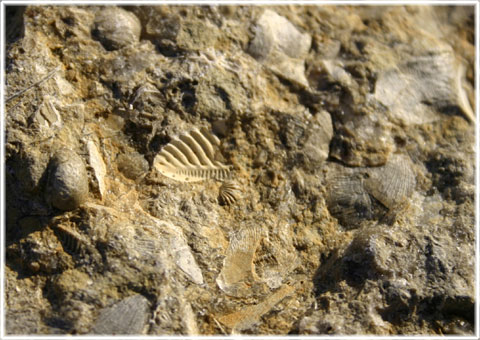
[{"x1": 5, "y1": 5, "x2": 475, "y2": 336}]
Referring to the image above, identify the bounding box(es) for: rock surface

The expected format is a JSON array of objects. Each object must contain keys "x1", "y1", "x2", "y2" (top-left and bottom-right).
[{"x1": 5, "y1": 5, "x2": 475, "y2": 336}]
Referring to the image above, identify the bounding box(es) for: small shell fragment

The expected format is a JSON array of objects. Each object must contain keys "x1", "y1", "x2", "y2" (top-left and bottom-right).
[
  {"x1": 87, "y1": 141, "x2": 107, "y2": 199},
  {"x1": 216, "y1": 225, "x2": 264, "y2": 297},
  {"x1": 46, "y1": 148, "x2": 89, "y2": 211},
  {"x1": 218, "y1": 180, "x2": 241, "y2": 206}
]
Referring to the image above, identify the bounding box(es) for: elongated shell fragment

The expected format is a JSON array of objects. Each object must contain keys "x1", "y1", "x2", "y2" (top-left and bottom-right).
[{"x1": 153, "y1": 128, "x2": 230, "y2": 182}]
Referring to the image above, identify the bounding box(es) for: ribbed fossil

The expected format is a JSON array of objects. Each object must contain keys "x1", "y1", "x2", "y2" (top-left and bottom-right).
[
  {"x1": 216, "y1": 225, "x2": 264, "y2": 297},
  {"x1": 53, "y1": 223, "x2": 102, "y2": 264},
  {"x1": 54, "y1": 224, "x2": 85, "y2": 254},
  {"x1": 364, "y1": 154, "x2": 416, "y2": 210},
  {"x1": 218, "y1": 180, "x2": 241, "y2": 205},
  {"x1": 153, "y1": 128, "x2": 230, "y2": 182},
  {"x1": 326, "y1": 154, "x2": 416, "y2": 228},
  {"x1": 327, "y1": 173, "x2": 374, "y2": 228}
]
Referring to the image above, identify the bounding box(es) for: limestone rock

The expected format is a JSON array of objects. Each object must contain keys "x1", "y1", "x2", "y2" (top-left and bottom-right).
[
  {"x1": 248, "y1": 9, "x2": 312, "y2": 87},
  {"x1": 5, "y1": 5, "x2": 474, "y2": 337}
]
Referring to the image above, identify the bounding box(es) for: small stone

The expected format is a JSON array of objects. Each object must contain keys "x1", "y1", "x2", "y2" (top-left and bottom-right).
[
  {"x1": 91, "y1": 295, "x2": 149, "y2": 335},
  {"x1": 303, "y1": 110, "x2": 333, "y2": 166},
  {"x1": 248, "y1": 9, "x2": 311, "y2": 87},
  {"x1": 117, "y1": 152, "x2": 149, "y2": 181},
  {"x1": 46, "y1": 148, "x2": 89, "y2": 211},
  {"x1": 92, "y1": 7, "x2": 141, "y2": 51}
]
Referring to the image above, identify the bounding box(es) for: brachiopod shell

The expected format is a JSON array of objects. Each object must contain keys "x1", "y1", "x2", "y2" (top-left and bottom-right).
[
  {"x1": 92, "y1": 7, "x2": 141, "y2": 51},
  {"x1": 218, "y1": 180, "x2": 241, "y2": 206},
  {"x1": 46, "y1": 148, "x2": 89, "y2": 211},
  {"x1": 364, "y1": 154, "x2": 416, "y2": 210},
  {"x1": 326, "y1": 172, "x2": 374, "y2": 228}
]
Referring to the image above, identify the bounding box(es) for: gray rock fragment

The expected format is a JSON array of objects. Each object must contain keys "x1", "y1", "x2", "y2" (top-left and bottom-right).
[
  {"x1": 46, "y1": 148, "x2": 89, "y2": 211},
  {"x1": 248, "y1": 9, "x2": 311, "y2": 86},
  {"x1": 375, "y1": 50, "x2": 474, "y2": 124},
  {"x1": 303, "y1": 110, "x2": 333, "y2": 165},
  {"x1": 91, "y1": 294, "x2": 150, "y2": 335},
  {"x1": 93, "y1": 7, "x2": 141, "y2": 51}
]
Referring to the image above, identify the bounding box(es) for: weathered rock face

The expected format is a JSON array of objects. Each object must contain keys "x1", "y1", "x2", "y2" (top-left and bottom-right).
[{"x1": 5, "y1": 5, "x2": 475, "y2": 336}]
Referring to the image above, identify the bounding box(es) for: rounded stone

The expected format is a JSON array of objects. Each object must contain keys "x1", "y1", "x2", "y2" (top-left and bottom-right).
[
  {"x1": 117, "y1": 152, "x2": 149, "y2": 180},
  {"x1": 46, "y1": 148, "x2": 89, "y2": 211},
  {"x1": 92, "y1": 7, "x2": 141, "y2": 51}
]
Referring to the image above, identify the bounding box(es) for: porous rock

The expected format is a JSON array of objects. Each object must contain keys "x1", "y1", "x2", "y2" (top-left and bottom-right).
[{"x1": 5, "y1": 5, "x2": 474, "y2": 337}]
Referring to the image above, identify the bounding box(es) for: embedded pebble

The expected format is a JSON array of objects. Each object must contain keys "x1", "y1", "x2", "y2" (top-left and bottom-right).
[
  {"x1": 248, "y1": 9, "x2": 311, "y2": 86},
  {"x1": 46, "y1": 148, "x2": 89, "y2": 211},
  {"x1": 91, "y1": 294, "x2": 149, "y2": 335},
  {"x1": 117, "y1": 152, "x2": 149, "y2": 181},
  {"x1": 92, "y1": 7, "x2": 141, "y2": 51}
]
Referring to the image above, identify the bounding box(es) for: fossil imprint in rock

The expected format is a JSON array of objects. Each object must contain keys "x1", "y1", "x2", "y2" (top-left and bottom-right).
[
  {"x1": 218, "y1": 180, "x2": 242, "y2": 206},
  {"x1": 153, "y1": 128, "x2": 231, "y2": 182}
]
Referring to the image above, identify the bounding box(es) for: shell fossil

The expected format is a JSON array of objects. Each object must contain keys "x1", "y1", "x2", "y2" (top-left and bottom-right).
[
  {"x1": 327, "y1": 173, "x2": 374, "y2": 228},
  {"x1": 92, "y1": 7, "x2": 141, "y2": 51},
  {"x1": 46, "y1": 148, "x2": 89, "y2": 211},
  {"x1": 218, "y1": 180, "x2": 241, "y2": 205},
  {"x1": 153, "y1": 127, "x2": 231, "y2": 182},
  {"x1": 54, "y1": 223, "x2": 86, "y2": 255},
  {"x1": 216, "y1": 225, "x2": 264, "y2": 297},
  {"x1": 363, "y1": 154, "x2": 416, "y2": 210},
  {"x1": 326, "y1": 154, "x2": 415, "y2": 228}
]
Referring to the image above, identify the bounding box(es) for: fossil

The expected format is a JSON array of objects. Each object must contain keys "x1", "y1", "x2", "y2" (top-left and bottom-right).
[
  {"x1": 218, "y1": 180, "x2": 241, "y2": 205},
  {"x1": 45, "y1": 148, "x2": 89, "y2": 211},
  {"x1": 216, "y1": 225, "x2": 264, "y2": 297},
  {"x1": 52, "y1": 221, "x2": 102, "y2": 265},
  {"x1": 364, "y1": 154, "x2": 415, "y2": 211},
  {"x1": 217, "y1": 284, "x2": 295, "y2": 332},
  {"x1": 153, "y1": 127, "x2": 230, "y2": 182},
  {"x1": 326, "y1": 172, "x2": 374, "y2": 228},
  {"x1": 54, "y1": 224, "x2": 85, "y2": 255},
  {"x1": 326, "y1": 154, "x2": 415, "y2": 228},
  {"x1": 91, "y1": 294, "x2": 149, "y2": 335},
  {"x1": 92, "y1": 7, "x2": 141, "y2": 51}
]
